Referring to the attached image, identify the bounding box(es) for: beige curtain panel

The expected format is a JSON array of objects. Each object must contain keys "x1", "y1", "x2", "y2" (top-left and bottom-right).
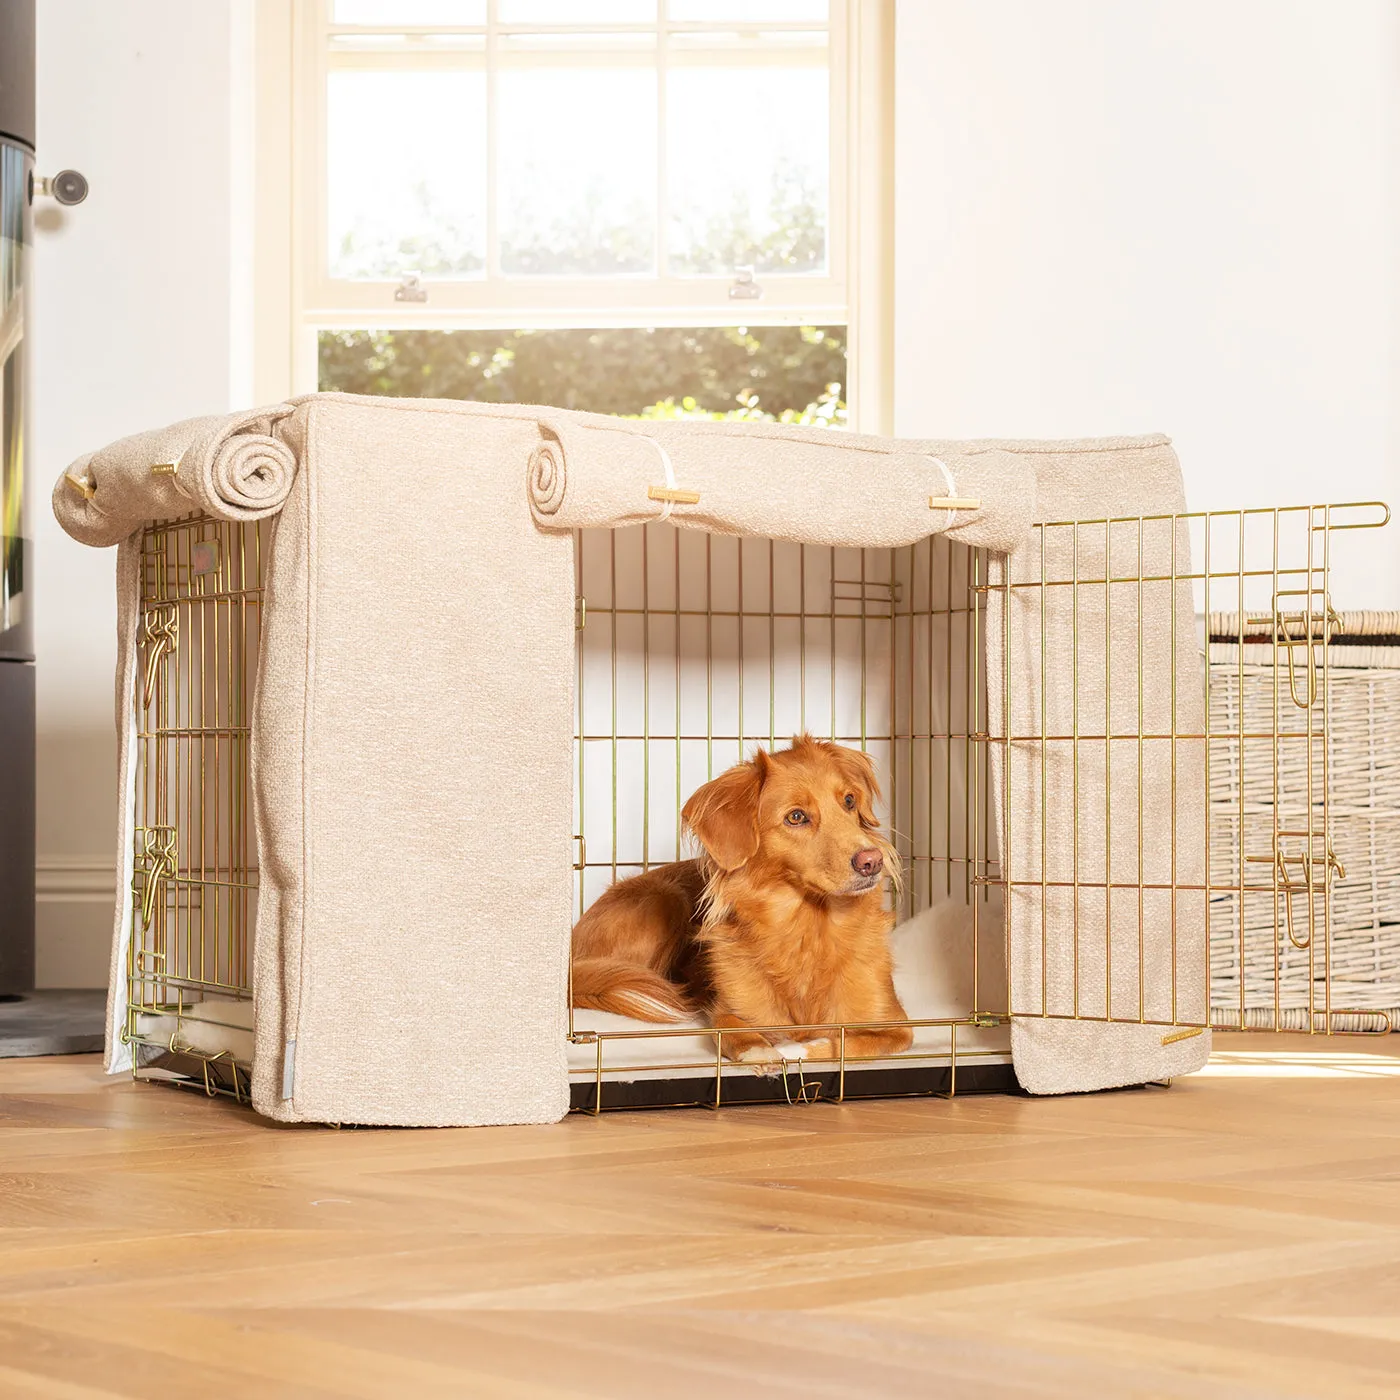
[{"x1": 985, "y1": 435, "x2": 1213, "y2": 1092}]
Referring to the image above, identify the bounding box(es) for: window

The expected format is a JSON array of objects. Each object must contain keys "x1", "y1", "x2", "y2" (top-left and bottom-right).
[
  {"x1": 272, "y1": 1, "x2": 890, "y2": 423},
  {"x1": 301, "y1": 0, "x2": 844, "y2": 317},
  {"x1": 317, "y1": 324, "x2": 848, "y2": 423}
]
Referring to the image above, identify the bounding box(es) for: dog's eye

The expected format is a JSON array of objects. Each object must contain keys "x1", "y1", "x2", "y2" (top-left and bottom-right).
[
  {"x1": 785, "y1": 809, "x2": 810, "y2": 827},
  {"x1": 843, "y1": 793, "x2": 856, "y2": 811}
]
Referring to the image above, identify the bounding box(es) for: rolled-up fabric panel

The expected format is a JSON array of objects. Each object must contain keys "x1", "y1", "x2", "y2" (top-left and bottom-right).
[
  {"x1": 526, "y1": 412, "x2": 1037, "y2": 554},
  {"x1": 53, "y1": 404, "x2": 298, "y2": 547}
]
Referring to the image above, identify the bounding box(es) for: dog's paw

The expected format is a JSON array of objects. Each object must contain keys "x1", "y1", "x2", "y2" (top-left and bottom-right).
[
  {"x1": 736, "y1": 1041, "x2": 809, "y2": 1076},
  {"x1": 738, "y1": 1041, "x2": 809, "y2": 1064}
]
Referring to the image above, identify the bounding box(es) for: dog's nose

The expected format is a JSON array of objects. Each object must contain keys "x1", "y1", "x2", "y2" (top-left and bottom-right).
[{"x1": 852, "y1": 848, "x2": 884, "y2": 878}]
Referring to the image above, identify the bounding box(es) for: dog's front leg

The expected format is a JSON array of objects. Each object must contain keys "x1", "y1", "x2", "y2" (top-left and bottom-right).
[{"x1": 710, "y1": 1011, "x2": 777, "y2": 1062}]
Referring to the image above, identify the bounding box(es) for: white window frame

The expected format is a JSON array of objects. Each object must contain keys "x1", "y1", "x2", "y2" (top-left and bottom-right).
[{"x1": 253, "y1": 0, "x2": 892, "y2": 429}]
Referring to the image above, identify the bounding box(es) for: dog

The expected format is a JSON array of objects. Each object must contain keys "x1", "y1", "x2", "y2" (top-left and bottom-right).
[{"x1": 571, "y1": 735, "x2": 914, "y2": 1064}]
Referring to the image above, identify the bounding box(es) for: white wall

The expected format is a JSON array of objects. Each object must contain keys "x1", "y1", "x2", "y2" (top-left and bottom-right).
[
  {"x1": 33, "y1": 1, "x2": 253, "y2": 985},
  {"x1": 894, "y1": 0, "x2": 1400, "y2": 607}
]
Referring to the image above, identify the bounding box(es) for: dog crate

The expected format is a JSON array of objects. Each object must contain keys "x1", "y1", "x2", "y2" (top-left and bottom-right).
[{"x1": 120, "y1": 497, "x2": 1391, "y2": 1113}]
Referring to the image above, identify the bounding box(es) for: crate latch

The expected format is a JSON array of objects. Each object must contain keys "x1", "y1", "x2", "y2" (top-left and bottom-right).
[
  {"x1": 1248, "y1": 832, "x2": 1346, "y2": 949},
  {"x1": 133, "y1": 825, "x2": 178, "y2": 931},
  {"x1": 1271, "y1": 592, "x2": 1341, "y2": 709},
  {"x1": 140, "y1": 604, "x2": 179, "y2": 710}
]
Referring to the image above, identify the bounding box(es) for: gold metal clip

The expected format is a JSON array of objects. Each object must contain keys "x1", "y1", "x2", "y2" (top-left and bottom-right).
[
  {"x1": 150, "y1": 461, "x2": 179, "y2": 477},
  {"x1": 928, "y1": 496, "x2": 983, "y2": 511},
  {"x1": 779, "y1": 1056, "x2": 824, "y2": 1105},
  {"x1": 64, "y1": 471, "x2": 96, "y2": 500}
]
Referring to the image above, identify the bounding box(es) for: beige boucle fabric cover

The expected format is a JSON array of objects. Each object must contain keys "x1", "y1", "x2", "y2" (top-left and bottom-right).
[
  {"x1": 986, "y1": 435, "x2": 1212, "y2": 1093},
  {"x1": 247, "y1": 397, "x2": 577, "y2": 1124},
  {"x1": 59, "y1": 393, "x2": 1210, "y2": 1122},
  {"x1": 527, "y1": 411, "x2": 1036, "y2": 553},
  {"x1": 53, "y1": 406, "x2": 300, "y2": 547}
]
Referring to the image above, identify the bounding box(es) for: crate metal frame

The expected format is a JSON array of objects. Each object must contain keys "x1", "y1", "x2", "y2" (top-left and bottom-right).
[{"x1": 120, "y1": 500, "x2": 1392, "y2": 1112}]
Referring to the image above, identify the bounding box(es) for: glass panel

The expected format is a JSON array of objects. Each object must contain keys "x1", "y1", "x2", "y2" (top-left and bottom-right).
[
  {"x1": 668, "y1": 0, "x2": 827, "y2": 21},
  {"x1": 498, "y1": 68, "x2": 656, "y2": 275},
  {"x1": 669, "y1": 28, "x2": 827, "y2": 49},
  {"x1": 330, "y1": 33, "x2": 486, "y2": 48},
  {"x1": 499, "y1": 31, "x2": 656, "y2": 50},
  {"x1": 329, "y1": 33, "x2": 410, "y2": 47},
  {"x1": 327, "y1": 71, "x2": 487, "y2": 279},
  {"x1": 319, "y1": 325, "x2": 847, "y2": 424},
  {"x1": 667, "y1": 66, "x2": 827, "y2": 276},
  {"x1": 0, "y1": 143, "x2": 31, "y2": 659},
  {"x1": 333, "y1": 0, "x2": 486, "y2": 23},
  {"x1": 499, "y1": 0, "x2": 657, "y2": 21}
]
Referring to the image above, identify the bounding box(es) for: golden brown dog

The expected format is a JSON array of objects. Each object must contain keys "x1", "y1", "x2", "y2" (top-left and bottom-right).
[{"x1": 571, "y1": 735, "x2": 913, "y2": 1063}]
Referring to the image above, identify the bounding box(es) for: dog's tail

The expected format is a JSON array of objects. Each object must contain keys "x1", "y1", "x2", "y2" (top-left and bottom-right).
[{"x1": 571, "y1": 957, "x2": 694, "y2": 1023}]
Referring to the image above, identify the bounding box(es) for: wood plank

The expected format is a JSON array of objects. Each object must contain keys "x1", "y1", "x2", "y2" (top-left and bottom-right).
[{"x1": 0, "y1": 1034, "x2": 1397, "y2": 1397}]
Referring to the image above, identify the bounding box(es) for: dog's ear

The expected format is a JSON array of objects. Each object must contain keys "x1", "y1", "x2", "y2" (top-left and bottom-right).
[
  {"x1": 835, "y1": 745, "x2": 882, "y2": 828},
  {"x1": 682, "y1": 756, "x2": 766, "y2": 871}
]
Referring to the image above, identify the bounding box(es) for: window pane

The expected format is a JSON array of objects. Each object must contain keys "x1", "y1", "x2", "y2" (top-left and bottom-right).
[
  {"x1": 329, "y1": 33, "x2": 487, "y2": 50},
  {"x1": 668, "y1": 0, "x2": 826, "y2": 20},
  {"x1": 319, "y1": 326, "x2": 847, "y2": 424},
  {"x1": 333, "y1": 0, "x2": 486, "y2": 23},
  {"x1": 669, "y1": 29, "x2": 826, "y2": 49},
  {"x1": 499, "y1": 0, "x2": 656, "y2": 21},
  {"x1": 667, "y1": 66, "x2": 827, "y2": 276},
  {"x1": 327, "y1": 71, "x2": 487, "y2": 279},
  {"x1": 498, "y1": 69, "x2": 656, "y2": 276},
  {"x1": 499, "y1": 31, "x2": 655, "y2": 51}
]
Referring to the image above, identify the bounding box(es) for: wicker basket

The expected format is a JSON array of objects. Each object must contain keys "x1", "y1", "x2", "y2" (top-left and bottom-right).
[{"x1": 1207, "y1": 611, "x2": 1400, "y2": 1031}]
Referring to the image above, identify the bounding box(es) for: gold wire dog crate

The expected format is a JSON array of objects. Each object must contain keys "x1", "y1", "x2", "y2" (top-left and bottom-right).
[
  {"x1": 122, "y1": 500, "x2": 1391, "y2": 1110},
  {"x1": 123, "y1": 515, "x2": 264, "y2": 1099}
]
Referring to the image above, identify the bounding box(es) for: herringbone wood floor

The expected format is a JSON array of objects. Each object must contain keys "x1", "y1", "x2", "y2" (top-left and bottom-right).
[{"x1": 2, "y1": 1035, "x2": 1398, "y2": 1398}]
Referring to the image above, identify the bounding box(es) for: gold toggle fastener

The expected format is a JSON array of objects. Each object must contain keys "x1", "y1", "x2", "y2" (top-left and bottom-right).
[
  {"x1": 151, "y1": 461, "x2": 179, "y2": 476},
  {"x1": 64, "y1": 472, "x2": 96, "y2": 500},
  {"x1": 648, "y1": 485, "x2": 700, "y2": 506},
  {"x1": 929, "y1": 496, "x2": 982, "y2": 511}
]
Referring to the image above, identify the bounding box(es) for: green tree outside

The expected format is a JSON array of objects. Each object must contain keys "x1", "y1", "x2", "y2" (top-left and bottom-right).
[{"x1": 318, "y1": 324, "x2": 847, "y2": 425}]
